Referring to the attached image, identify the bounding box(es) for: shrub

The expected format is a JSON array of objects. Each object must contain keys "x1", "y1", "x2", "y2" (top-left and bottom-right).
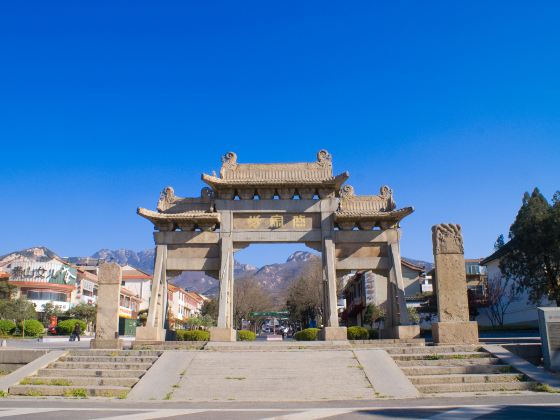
[
  {"x1": 0, "y1": 319, "x2": 16, "y2": 335},
  {"x1": 347, "y1": 326, "x2": 369, "y2": 340},
  {"x1": 368, "y1": 328, "x2": 379, "y2": 339},
  {"x1": 294, "y1": 328, "x2": 319, "y2": 341},
  {"x1": 176, "y1": 329, "x2": 209, "y2": 341},
  {"x1": 237, "y1": 330, "x2": 256, "y2": 341},
  {"x1": 18, "y1": 319, "x2": 45, "y2": 337},
  {"x1": 55, "y1": 319, "x2": 87, "y2": 335}
]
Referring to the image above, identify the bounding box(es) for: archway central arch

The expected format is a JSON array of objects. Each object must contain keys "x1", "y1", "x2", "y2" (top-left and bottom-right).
[{"x1": 135, "y1": 150, "x2": 416, "y2": 342}]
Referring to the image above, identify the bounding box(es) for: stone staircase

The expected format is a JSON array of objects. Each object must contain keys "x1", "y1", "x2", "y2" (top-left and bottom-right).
[
  {"x1": 387, "y1": 345, "x2": 537, "y2": 394},
  {"x1": 9, "y1": 349, "x2": 162, "y2": 398}
]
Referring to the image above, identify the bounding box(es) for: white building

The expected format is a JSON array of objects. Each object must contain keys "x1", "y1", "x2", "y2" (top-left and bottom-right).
[
  {"x1": 121, "y1": 265, "x2": 152, "y2": 311},
  {"x1": 479, "y1": 248, "x2": 555, "y2": 327}
]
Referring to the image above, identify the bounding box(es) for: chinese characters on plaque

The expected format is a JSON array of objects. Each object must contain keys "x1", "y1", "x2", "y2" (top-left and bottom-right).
[{"x1": 244, "y1": 214, "x2": 308, "y2": 229}]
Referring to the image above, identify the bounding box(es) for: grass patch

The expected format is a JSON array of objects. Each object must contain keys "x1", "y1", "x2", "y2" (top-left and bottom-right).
[
  {"x1": 50, "y1": 379, "x2": 71, "y2": 386},
  {"x1": 117, "y1": 391, "x2": 128, "y2": 399},
  {"x1": 26, "y1": 390, "x2": 43, "y2": 397},
  {"x1": 530, "y1": 383, "x2": 560, "y2": 393},
  {"x1": 0, "y1": 390, "x2": 7, "y2": 397},
  {"x1": 225, "y1": 376, "x2": 246, "y2": 380},
  {"x1": 172, "y1": 384, "x2": 180, "y2": 388},
  {"x1": 20, "y1": 378, "x2": 46, "y2": 385},
  {"x1": 20, "y1": 378, "x2": 71, "y2": 386},
  {"x1": 64, "y1": 388, "x2": 88, "y2": 398},
  {"x1": 425, "y1": 354, "x2": 443, "y2": 360},
  {"x1": 448, "y1": 354, "x2": 468, "y2": 359},
  {"x1": 164, "y1": 392, "x2": 173, "y2": 400}
]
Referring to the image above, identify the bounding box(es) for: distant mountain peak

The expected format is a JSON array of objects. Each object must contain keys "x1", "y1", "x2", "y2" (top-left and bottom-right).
[
  {"x1": 0, "y1": 246, "x2": 59, "y2": 265},
  {"x1": 286, "y1": 251, "x2": 318, "y2": 263}
]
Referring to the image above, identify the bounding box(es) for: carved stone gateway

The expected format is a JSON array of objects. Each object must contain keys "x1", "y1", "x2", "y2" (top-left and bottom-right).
[
  {"x1": 136, "y1": 151, "x2": 417, "y2": 341},
  {"x1": 431, "y1": 224, "x2": 478, "y2": 345}
]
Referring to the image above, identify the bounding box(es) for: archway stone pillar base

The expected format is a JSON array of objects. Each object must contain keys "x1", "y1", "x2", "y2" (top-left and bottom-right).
[
  {"x1": 392, "y1": 325, "x2": 420, "y2": 339},
  {"x1": 321, "y1": 326, "x2": 347, "y2": 341},
  {"x1": 209, "y1": 327, "x2": 236, "y2": 342},
  {"x1": 432, "y1": 321, "x2": 478, "y2": 345},
  {"x1": 135, "y1": 325, "x2": 166, "y2": 342}
]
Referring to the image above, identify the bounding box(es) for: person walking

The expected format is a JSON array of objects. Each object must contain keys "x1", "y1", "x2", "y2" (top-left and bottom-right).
[{"x1": 72, "y1": 322, "x2": 82, "y2": 342}]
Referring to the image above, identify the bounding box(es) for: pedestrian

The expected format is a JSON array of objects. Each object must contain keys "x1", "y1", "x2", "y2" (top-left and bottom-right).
[{"x1": 72, "y1": 322, "x2": 81, "y2": 342}]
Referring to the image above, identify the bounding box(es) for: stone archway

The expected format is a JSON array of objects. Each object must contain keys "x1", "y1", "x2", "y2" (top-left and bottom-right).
[{"x1": 135, "y1": 150, "x2": 417, "y2": 342}]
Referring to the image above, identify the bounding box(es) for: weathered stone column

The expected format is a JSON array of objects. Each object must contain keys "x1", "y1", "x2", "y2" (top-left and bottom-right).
[
  {"x1": 388, "y1": 236, "x2": 420, "y2": 339},
  {"x1": 210, "y1": 224, "x2": 236, "y2": 342},
  {"x1": 136, "y1": 244, "x2": 167, "y2": 342},
  {"x1": 91, "y1": 262, "x2": 123, "y2": 349},
  {"x1": 431, "y1": 224, "x2": 478, "y2": 344},
  {"x1": 320, "y1": 198, "x2": 347, "y2": 341}
]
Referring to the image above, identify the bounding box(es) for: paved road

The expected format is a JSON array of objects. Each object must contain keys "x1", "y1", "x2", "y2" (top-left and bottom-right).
[{"x1": 1, "y1": 395, "x2": 559, "y2": 419}]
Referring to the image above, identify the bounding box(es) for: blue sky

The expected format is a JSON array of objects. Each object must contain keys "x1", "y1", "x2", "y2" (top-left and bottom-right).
[{"x1": 1, "y1": 2, "x2": 559, "y2": 267}]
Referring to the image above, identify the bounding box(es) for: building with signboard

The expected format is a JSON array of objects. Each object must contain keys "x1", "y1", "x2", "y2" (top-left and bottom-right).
[{"x1": 0, "y1": 256, "x2": 78, "y2": 312}]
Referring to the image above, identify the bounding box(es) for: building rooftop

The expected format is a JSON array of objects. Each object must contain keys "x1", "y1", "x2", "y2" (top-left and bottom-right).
[{"x1": 201, "y1": 150, "x2": 349, "y2": 195}]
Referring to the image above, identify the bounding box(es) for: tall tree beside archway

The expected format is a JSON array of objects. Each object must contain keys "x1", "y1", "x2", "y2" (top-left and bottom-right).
[{"x1": 500, "y1": 188, "x2": 560, "y2": 305}]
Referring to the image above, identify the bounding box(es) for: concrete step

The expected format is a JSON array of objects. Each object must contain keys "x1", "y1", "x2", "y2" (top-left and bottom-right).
[
  {"x1": 383, "y1": 345, "x2": 481, "y2": 355},
  {"x1": 60, "y1": 356, "x2": 158, "y2": 363},
  {"x1": 391, "y1": 352, "x2": 492, "y2": 361},
  {"x1": 395, "y1": 357, "x2": 502, "y2": 367},
  {"x1": 416, "y1": 381, "x2": 536, "y2": 394},
  {"x1": 400, "y1": 364, "x2": 515, "y2": 376},
  {"x1": 350, "y1": 339, "x2": 426, "y2": 348},
  {"x1": 19, "y1": 376, "x2": 140, "y2": 387},
  {"x1": 408, "y1": 373, "x2": 525, "y2": 385},
  {"x1": 38, "y1": 368, "x2": 146, "y2": 378},
  {"x1": 50, "y1": 362, "x2": 153, "y2": 370},
  {"x1": 9, "y1": 384, "x2": 130, "y2": 398},
  {"x1": 68, "y1": 350, "x2": 162, "y2": 357}
]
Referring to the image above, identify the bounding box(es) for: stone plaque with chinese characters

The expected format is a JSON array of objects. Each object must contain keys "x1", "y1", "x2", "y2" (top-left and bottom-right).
[{"x1": 233, "y1": 213, "x2": 320, "y2": 230}]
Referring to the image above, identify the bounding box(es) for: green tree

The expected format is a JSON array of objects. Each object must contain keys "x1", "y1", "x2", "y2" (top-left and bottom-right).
[
  {"x1": 66, "y1": 303, "x2": 97, "y2": 332},
  {"x1": 0, "y1": 298, "x2": 37, "y2": 322},
  {"x1": 0, "y1": 281, "x2": 17, "y2": 299},
  {"x1": 500, "y1": 188, "x2": 560, "y2": 305},
  {"x1": 362, "y1": 304, "x2": 385, "y2": 328},
  {"x1": 200, "y1": 299, "x2": 218, "y2": 320}
]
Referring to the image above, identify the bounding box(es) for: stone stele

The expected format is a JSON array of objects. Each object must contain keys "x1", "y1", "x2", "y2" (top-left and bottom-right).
[
  {"x1": 431, "y1": 223, "x2": 478, "y2": 345},
  {"x1": 91, "y1": 262, "x2": 123, "y2": 349}
]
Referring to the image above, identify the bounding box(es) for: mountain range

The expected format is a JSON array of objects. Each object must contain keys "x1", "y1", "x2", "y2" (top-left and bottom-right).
[{"x1": 0, "y1": 247, "x2": 433, "y2": 298}]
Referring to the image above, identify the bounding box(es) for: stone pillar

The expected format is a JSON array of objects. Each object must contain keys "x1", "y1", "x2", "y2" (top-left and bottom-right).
[
  {"x1": 136, "y1": 245, "x2": 167, "y2": 342},
  {"x1": 431, "y1": 224, "x2": 478, "y2": 345},
  {"x1": 91, "y1": 262, "x2": 123, "y2": 349},
  {"x1": 320, "y1": 198, "x2": 347, "y2": 341},
  {"x1": 388, "y1": 237, "x2": 420, "y2": 339},
  {"x1": 210, "y1": 233, "x2": 236, "y2": 341}
]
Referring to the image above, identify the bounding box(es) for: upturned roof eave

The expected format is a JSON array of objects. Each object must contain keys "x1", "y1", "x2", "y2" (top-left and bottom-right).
[
  {"x1": 200, "y1": 171, "x2": 349, "y2": 189},
  {"x1": 137, "y1": 207, "x2": 220, "y2": 224},
  {"x1": 335, "y1": 206, "x2": 414, "y2": 222}
]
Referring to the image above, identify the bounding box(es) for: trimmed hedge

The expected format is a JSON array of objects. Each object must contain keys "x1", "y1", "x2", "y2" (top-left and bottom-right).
[
  {"x1": 368, "y1": 328, "x2": 379, "y2": 339},
  {"x1": 237, "y1": 330, "x2": 256, "y2": 341},
  {"x1": 294, "y1": 328, "x2": 319, "y2": 341},
  {"x1": 55, "y1": 319, "x2": 86, "y2": 335},
  {"x1": 347, "y1": 326, "x2": 369, "y2": 340},
  {"x1": 0, "y1": 319, "x2": 16, "y2": 335},
  {"x1": 18, "y1": 319, "x2": 45, "y2": 337},
  {"x1": 176, "y1": 329, "x2": 209, "y2": 341}
]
